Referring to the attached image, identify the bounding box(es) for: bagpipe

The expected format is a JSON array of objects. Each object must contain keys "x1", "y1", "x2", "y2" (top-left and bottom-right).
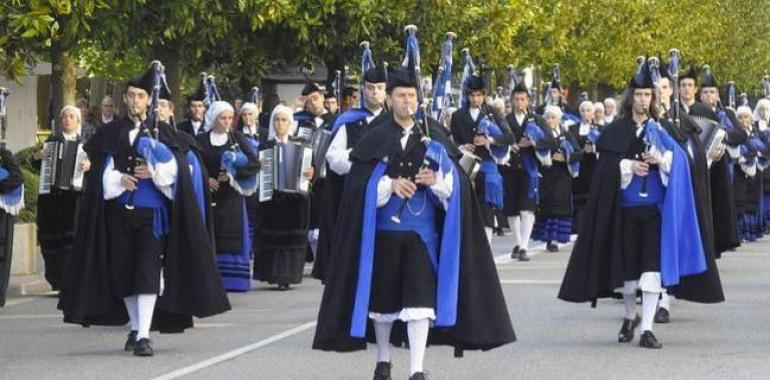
[
  {"x1": 391, "y1": 25, "x2": 453, "y2": 224},
  {"x1": 430, "y1": 32, "x2": 455, "y2": 121},
  {"x1": 207, "y1": 75, "x2": 258, "y2": 199},
  {"x1": 0, "y1": 87, "x2": 23, "y2": 215},
  {"x1": 126, "y1": 60, "x2": 173, "y2": 210}
]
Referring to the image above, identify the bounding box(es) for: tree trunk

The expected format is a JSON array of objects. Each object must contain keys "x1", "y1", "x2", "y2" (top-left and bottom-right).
[
  {"x1": 49, "y1": 15, "x2": 76, "y2": 130},
  {"x1": 150, "y1": 44, "x2": 183, "y2": 119}
]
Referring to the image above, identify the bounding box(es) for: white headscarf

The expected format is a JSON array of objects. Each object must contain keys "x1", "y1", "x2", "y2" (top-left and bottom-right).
[
  {"x1": 59, "y1": 105, "x2": 82, "y2": 135},
  {"x1": 544, "y1": 105, "x2": 563, "y2": 121},
  {"x1": 268, "y1": 104, "x2": 296, "y2": 141},
  {"x1": 204, "y1": 100, "x2": 234, "y2": 132},
  {"x1": 736, "y1": 106, "x2": 753, "y2": 118},
  {"x1": 753, "y1": 98, "x2": 770, "y2": 122},
  {"x1": 240, "y1": 102, "x2": 259, "y2": 117}
]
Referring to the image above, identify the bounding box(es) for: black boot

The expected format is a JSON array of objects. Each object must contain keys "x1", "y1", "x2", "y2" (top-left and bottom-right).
[
  {"x1": 639, "y1": 330, "x2": 662, "y2": 349},
  {"x1": 510, "y1": 246, "x2": 520, "y2": 259},
  {"x1": 654, "y1": 307, "x2": 670, "y2": 324},
  {"x1": 133, "y1": 338, "x2": 154, "y2": 357},
  {"x1": 518, "y1": 249, "x2": 530, "y2": 262},
  {"x1": 409, "y1": 372, "x2": 428, "y2": 380},
  {"x1": 372, "y1": 362, "x2": 392, "y2": 380},
  {"x1": 546, "y1": 242, "x2": 559, "y2": 252},
  {"x1": 618, "y1": 314, "x2": 641, "y2": 343},
  {"x1": 124, "y1": 330, "x2": 138, "y2": 352}
]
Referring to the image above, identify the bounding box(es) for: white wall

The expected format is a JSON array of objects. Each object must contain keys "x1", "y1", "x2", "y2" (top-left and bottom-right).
[{"x1": 0, "y1": 76, "x2": 40, "y2": 152}]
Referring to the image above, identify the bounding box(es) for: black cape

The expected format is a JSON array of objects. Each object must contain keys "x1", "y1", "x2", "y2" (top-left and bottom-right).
[
  {"x1": 312, "y1": 117, "x2": 516, "y2": 356},
  {"x1": 312, "y1": 110, "x2": 389, "y2": 283},
  {"x1": 0, "y1": 148, "x2": 23, "y2": 307},
  {"x1": 558, "y1": 116, "x2": 719, "y2": 304},
  {"x1": 58, "y1": 117, "x2": 231, "y2": 332},
  {"x1": 659, "y1": 110, "x2": 724, "y2": 303}
]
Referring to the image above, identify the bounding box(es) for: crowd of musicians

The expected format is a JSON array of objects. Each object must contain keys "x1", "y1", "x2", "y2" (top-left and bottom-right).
[{"x1": 1, "y1": 24, "x2": 770, "y2": 379}]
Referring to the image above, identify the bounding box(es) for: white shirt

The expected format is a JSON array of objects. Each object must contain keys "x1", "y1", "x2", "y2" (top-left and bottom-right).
[
  {"x1": 210, "y1": 130, "x2": 229, "y2": 147},
  {"x1": 578, "y1": 122, "x2": 591, "y2": 136},
  {"x1": 470, "y1": 107, "x2": 481, "y2": 122},
  {"x1": 375, "y1": 123, "x2": 454, "y2": 208},
  {"x1": 103, "y1": 121, "x2": 178, "y2": 200},
  {"x1": 326, "y1": 108, "x2": 383, "y2": 176},
  {"x1": 62, "y1": 132, "x2": 78, "y2": 141},
  {"x1": 192, "y1": 120, "x2": 203, "y2": 135},
  {"x1": 101, "y1": 114, "x2": 114, "y2": 124},
  {"x1": 619, "y1": 121, "x2": 673, "y2": 189},
  {"x1": 514, "y1": 112, "x2": 526, "y2": 127}
]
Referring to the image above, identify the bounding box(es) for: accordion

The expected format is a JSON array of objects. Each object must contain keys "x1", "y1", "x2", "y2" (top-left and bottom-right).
[
  {"x1": 39, "y1": 139, "x2": 86, "y2": 195},
  {"x1": 458, "y1": 147, "x2": 481, "y2": 182},
  {"x1": 692, "y1": 115, "x2": 726, "y2": 158},
  {"x1": 259, "y1": 141, "x2": 313, "y2": 202},
  {"x1": 310, "y1": 128, "x2": 333, "y2": 179}
]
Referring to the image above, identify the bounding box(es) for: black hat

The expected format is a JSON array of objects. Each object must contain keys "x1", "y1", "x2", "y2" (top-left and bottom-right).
[
  {"x1": 658, "y1": 61, "x2": 672, "y2": 80},
  {"x1": 512, "y1": 80, "x2": 529, "y2": 94},
  {"x1": 465, "y1": 75, "x2": 485, "y2": 92},
  {"x1": 301, "y1": 82, "x2": 323, "y2": 96},
  {"x1": 386, "y1": 67, "x2": 417, "y2": 93},
  {"x1": 127, "y1": 61, "x2": 171, "y2": 99},
  {"x1": 187, "y1": 73, "x2": 207, "y2": 102},
  {"x1": 700, "y1": 65, "x2": 717, "y2": 88},
  {"x1": 629, "y1": 56, "x2": 654, "y2": 89},
  {"x1": 679, "y1": 65, "x2": 698, "y2": 83},
  {"x1": 363, "y1": 66, "x2": 387, "y2": 84}
]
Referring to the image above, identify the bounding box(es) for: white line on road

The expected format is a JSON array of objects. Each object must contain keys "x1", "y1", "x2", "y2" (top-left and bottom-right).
[
  {"x1": 499, "y1": 279, "x2": 561, "y2": 285},
  {"x1": 0, "y1": 313, "x2": 61, "y2": 320},
  {"x1": 149, "y1": 321, "x2": 317, "y2": 380}
]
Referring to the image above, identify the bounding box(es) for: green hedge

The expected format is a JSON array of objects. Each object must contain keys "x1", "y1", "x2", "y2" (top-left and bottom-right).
[{"x1": 14, "y1": 145, "x2": 42, "y2": 224}]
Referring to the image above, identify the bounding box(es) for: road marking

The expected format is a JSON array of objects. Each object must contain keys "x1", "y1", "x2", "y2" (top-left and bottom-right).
[
  {"x1": 2, "y1": 297, "x2": 39, "y2": 307},
  {"x1": 150, "y1": 321, "x2": 317, "y2": 380},
  {"x1": 0, "y1": 313, "x2": 61, "y2": 320},
  {"x1": 499, "y1": 279, "x2": 561, "y2": 285}
]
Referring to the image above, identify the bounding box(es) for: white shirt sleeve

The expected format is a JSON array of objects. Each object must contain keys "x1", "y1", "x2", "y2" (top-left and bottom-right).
[
  {"x1": 619, "y1": 159, "x2": 635, "y2": 189},
  {"x1": 429, "y1": 166, "x2": 453, "y2": 209},
  {"x1": 376, "y1": 176, "x2": 394, "y2": 207},
  {"x1": 326, "y1": 125, "x2": 353, "y2": 175},
  {"x1": 103, "y1": 155, "x2": 126, "y2": 200},
  {"x1": 147, "y1": 155, "x2": 178, "y2": 200}
]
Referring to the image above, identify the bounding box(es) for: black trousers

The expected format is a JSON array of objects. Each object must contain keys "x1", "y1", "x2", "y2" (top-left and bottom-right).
[
  {"x1": 370, "y1": 231, "x2": 436, "y2": 314},
  {"x1": 106, "y1": 202, "x2": 164, "y2": 298},
  {"x1": 621, "y1": 205, "x2": 661, "y2": 281}
]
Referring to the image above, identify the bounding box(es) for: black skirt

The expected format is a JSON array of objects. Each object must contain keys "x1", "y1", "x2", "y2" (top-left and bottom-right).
[
  {"x1": 370, "y1": 231, "x2": 436, "y2": 314},
  {"x1": 254, "y1": 193, "x2": 309, "y2": 285},
  {"x1": 538, "y1": 162, "x2": 573, "y2": 217},
  {"x1": 621, "y1": 205, "x2": 661, "y2": 281},
  {"x1": 37, "y1": 191, "x2": 81, "y2": 290}
]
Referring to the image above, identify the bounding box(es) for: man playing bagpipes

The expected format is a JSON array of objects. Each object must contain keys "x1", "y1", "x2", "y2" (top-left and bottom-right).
[
  {"x1": 58, "y1": 61, "x2": 230, "y2": 357},
  {"x1": 450, "y1": 48, "x2": 514, "y2": 244},
  {"x1": 313, "y1": 26, "x2": 515, "y2": 380},
  {"x1": 313, "y1": 41, "x2": 389, "y2": 283}
]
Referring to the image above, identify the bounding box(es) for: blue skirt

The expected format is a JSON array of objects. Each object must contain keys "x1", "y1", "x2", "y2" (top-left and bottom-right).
[
  {"x1": 217, "y1": 202, "x2": 252, "y2": 292},
  {"x1": 737, "y1": 213, "x2": 760, "y2": 243},
  {"x1": 533, "y1": 216, "x2": 572, "y2": 243}
]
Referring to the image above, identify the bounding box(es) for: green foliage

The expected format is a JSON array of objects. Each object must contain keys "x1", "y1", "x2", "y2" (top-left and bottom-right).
[
  {"x1": 18, "y1": 167, "x2": 39, "y2": 224},
  {"x1": 13, "y1": 146, "x2": 41, "y2": 224}
]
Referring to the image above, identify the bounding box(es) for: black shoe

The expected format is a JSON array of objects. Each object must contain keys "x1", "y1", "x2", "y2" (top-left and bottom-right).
[
  {"x1": 409, "y1": 372, "x2": 428, "y2": 380},
  {"x1": 124, "y1": 330, "x2": 138, "y2": 351},
  {"x1": 639, "y1": 330, "x2": 662, "y2": 349},
  {"x1": 518, "y1": 249, "x2": 530, "y2": 262},
  {"x1": 618, "y1": 314, "x2": 641, "y2": 343},
  {"x1": 546, "y1": 242, "x2": 559, "y2": 252},
  {"x1": 494, "y1": 227, "x2": 504, "y2": 236},
  {"x1": 277, "y1": 284, "x2": 290, "y2": 291},
  {"x1": 510, "y1": 246, "x2": 520, "y2": 259},
  {"x1": 654, "y1": 307, "x2": 670, "y2": 324},
  {"x1": 133, "y1": 338, "x2": 154, "y2": 356},
  {"x1": 372, "y1": 362, "x2": 392, "y2": 380}
]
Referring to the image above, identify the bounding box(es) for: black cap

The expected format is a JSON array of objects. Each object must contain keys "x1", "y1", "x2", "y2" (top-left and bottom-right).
[
  {"x1": 301, "y1": 82, "x2": 323, "y2": 96},
  {"x1": 363, "y1": 66, "x2": 387, "y2": 84},
  {"x1": 512, "y1": 80, "x2": 529, "y2": 94},
  {"x1": 187, "y1": 73, "x2": 206, "y2": 102},
  {"x1": 629, "y1": 56, "x2": 654, "y2": 89},
  {"x1": 127, "y1": 65, "x2": 155, "y2": 95},
  {"x1": 465, "y1": 75, "x2": 485, "y2": 92},
  {"x1": 700, "y1": 65, "x2": 717, "y2": 88},
  {"x1": 679, "y1": 65, "x2": 698, "y2": 83},
  {"x1": 386, "y1": 67, "x2": 417, "y2": 93}
]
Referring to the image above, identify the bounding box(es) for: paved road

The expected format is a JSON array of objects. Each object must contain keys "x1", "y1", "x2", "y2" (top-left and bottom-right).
[{"x1": 2, "y1": 234, "x2": 770, "y2": 380}]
